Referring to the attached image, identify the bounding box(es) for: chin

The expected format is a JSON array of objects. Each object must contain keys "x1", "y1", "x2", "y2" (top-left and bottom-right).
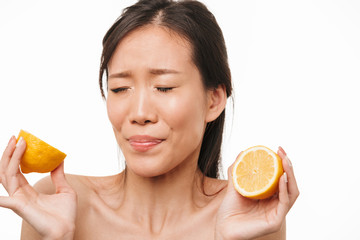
[{"x1": 125, "y1": 158, "x2": 172, "y2": 178}]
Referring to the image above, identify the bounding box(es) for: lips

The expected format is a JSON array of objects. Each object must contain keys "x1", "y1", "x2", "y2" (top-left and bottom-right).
[{"x1": 128, "y1": 135, "x2": 164, "y2": 152}]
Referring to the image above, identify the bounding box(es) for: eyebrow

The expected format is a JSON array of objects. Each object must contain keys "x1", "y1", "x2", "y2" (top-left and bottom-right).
[
  {"x1": 108, "y1": 68, "x2": 180, "y2": 79},
  {"x1": 108, "y1": 71, "x2": 131, "y2": 79},
  {"x1": 149, "y1": 68, "x2": 180, "y2": 75}
]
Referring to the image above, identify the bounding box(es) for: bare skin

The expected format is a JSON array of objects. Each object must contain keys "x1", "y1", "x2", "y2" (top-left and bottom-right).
[
  {"x1": 1, "y1": 25, "x2": 298, "y2": 240},
  {"x1": 21, "y1": 172, "x2": 285, "y2": 240}
]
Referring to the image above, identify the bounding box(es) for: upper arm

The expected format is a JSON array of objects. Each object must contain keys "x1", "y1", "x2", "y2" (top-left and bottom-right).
[{"x1": 20, "y1": 176, "x2": 55, "y2": 240}]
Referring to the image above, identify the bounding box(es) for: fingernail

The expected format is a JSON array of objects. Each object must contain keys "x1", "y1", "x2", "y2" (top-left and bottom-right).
[
  {"x1": 279, "y1": 146, "x2": 292, "y2": 168},
  {"x1": 278, "y1": 146, "x2": 286, "y2": 155},
  {"x1": 284, "y1": 172, "x2": 288, "y2": 183},
  {"x1": 16, "y1": 137, "x2": 23, "y2": 147}
]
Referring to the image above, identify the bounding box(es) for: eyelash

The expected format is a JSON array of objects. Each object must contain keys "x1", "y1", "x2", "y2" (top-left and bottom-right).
[
  {"x1": 157, "y1": 87, "x2": 173, "y2": 93},
  {"x1": 111, "y1": 87, "x2": 174, "y2": 93},
  {"x1": 111, "y1": 88, "x2": 128, "y2": 93},
  {"x1": 110, "y1": 87, "x2": 174, "y2": 93}
]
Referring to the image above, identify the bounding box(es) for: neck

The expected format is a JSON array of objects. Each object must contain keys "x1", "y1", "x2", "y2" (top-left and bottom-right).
[{"x1": 118, "y1": 158, "x2": 207, "y2": 234}]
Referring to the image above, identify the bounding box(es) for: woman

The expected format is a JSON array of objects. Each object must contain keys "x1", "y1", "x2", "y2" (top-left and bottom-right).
[{"x1": 0, "y1": 0, "x2": 299, "y2": 239}]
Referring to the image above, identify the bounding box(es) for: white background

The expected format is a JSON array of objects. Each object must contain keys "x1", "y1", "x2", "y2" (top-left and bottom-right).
[{"x1": 1, "y1": 0, "x2": 359, "y2": 239}]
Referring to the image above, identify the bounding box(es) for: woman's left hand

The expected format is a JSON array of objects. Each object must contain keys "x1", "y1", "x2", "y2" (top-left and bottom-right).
[{"x1": 215, "y1": 147, "x2": 299, "y2": 240}]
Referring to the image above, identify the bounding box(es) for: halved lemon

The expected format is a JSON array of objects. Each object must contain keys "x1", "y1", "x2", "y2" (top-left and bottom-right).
[
  {"x1": 17, "y1": 130, "x2": 66, "y2": 174},
  {"x1": 232, "y1": 145, "x2": 283, "y2": 199}
]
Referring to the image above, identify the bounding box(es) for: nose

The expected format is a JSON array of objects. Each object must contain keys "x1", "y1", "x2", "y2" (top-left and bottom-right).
[{"x1": 129, "y1": 88, "x2": 157, "y2": 125}]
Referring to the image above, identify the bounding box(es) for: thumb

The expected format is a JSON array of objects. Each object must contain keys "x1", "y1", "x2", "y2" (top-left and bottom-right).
[
  {"x1": 0, "y1": 196, "x2": 15, "y2": 209},
  {"x1": 51, "y1": 162, "x2": 72, "y2": 194},
  {"x1": 226, "y1": 151, "x2": 243, "y2": 193},
  {"x1": 226, "y1": 163, "x2": 235, "y2": 191}
]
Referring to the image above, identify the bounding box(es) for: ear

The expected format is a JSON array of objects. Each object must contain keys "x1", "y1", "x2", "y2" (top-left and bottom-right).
[{"x1": 205, "y1": 84, "x2": 227, "y2": 123}]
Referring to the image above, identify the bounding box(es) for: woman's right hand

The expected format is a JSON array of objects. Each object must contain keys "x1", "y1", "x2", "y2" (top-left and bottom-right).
[{"x1": 0, "y1": 136, "x2": 77, "y2": 240}]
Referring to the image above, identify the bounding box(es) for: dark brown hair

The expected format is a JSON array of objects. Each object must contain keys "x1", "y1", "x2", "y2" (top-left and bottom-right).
[{"x1": 99, "y1": 0, "x2": 232, "y2": 179}]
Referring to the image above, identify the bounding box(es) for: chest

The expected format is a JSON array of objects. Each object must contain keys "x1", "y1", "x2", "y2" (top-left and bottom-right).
[{"x1": 73, "y1": 201, "x2": 217, "y2": 240}]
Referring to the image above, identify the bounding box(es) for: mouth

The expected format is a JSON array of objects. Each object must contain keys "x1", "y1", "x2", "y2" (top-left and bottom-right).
[{"x1": 128, "y1": 135, "x2": 164, "y2": 152}]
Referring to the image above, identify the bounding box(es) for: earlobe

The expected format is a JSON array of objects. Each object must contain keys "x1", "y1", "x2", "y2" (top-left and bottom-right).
[{"x1": 206, "y1": 84, "x2": 227, "y2": 123}]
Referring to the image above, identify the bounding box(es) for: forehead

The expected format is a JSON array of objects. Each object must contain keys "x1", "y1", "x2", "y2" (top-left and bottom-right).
[
  {"x1": 108, "y1": 25, "x2": 194, "y2": 71},
  {"x1": 122, "y1": 25, "x2": 191, "y2": 48}
]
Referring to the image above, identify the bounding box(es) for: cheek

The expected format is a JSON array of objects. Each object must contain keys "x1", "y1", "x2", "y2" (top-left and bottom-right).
[
  {"x1": 106, "y1": 97, "x2": 126, "y2": 130},
  {"x1": 159, "y1": 92, "x2": 207, "y2": 142}
]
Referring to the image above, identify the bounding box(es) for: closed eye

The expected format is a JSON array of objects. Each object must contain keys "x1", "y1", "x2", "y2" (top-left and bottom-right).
[
  {"x1": 111, "y1": 87, "x2": 129, "y2": 93},
  {"x1": 157, "y1": 87, "x2": 173, "y2": 92}
]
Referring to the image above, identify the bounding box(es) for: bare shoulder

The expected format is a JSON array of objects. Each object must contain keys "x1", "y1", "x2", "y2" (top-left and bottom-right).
[
  {"x1": 21, "y1": 173, "x2": 121, "y2": 239},
  {"x1": 203, "y1": 177, "x2": 228, "y2": 205},
  {"x1": 32, "y1": 173, "x2": 90, "y2": 194},
  {"x1": 204, "y1": 177, "x2": 228, "y2": 194},
  {"x1": 33, "y1": 172, "x2": 123, "y2": 195},
  {"x1": 21, "y1": 174, "x2": 88, "y2": 240},
  {"x1": 32, "y1": 175, "x2": 55, "y2": 194}
]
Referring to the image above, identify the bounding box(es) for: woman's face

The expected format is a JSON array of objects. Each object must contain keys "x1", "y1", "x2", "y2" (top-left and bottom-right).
[{"x1": 107, "y1": 25, "x2": 212, "y2": 177}]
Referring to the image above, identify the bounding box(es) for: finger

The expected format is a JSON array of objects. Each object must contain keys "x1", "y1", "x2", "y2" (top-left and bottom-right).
[
  {"x1": 278, "y1": 147, "x2": 299, "y2": 207},
  {"x1": 8, "y1": 137, "x2": 26, "y2": 176},
  {"x1": 278, "y1": 146, "x2": 292, "y2": 168},
  {"x1": 0, "y1": 136, "x2": 17, "y2": 170},
  {"x1": 227, "y1": 162, "x2": 234, "y2": 179},
  {"x1": 227, "y1": 151, "x2": 244, "y2": 184},
  {"x1": 226, "y1": 163, "x2": 235, "y2": 192},
  {"x1": 2, "y1": 138, "x2": 28, "y2": 195},
  {"x1": 277, "y1": 172, "x2": 290, "y2": 217},
  {"x1": 228, "y1": 151, "x2": 243, "y2": 175},
  {"x1": 0, "y1": 196, "x2": 15, "y2": 209},
  {"x1": 51, "y1": 162, "x2": 72, "y2": 194},
  {"x1": 226, "y1": 151, "x2": 241, "y2": 184}
]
